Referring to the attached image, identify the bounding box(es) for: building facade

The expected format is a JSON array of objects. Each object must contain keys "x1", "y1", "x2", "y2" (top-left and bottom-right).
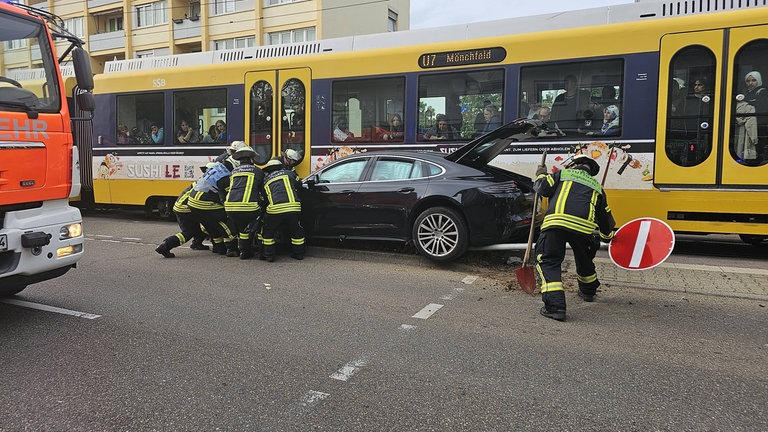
[{"x1": 21, "y1": 0, "x2": 409, "y2": 73}]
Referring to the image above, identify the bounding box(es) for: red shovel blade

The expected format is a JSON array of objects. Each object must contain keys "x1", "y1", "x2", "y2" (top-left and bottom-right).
[{"x1": 515, "y1": 264, "x2": 537, "y2": 294}]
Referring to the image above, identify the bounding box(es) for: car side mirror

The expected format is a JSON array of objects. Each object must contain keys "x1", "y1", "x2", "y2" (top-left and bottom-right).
[{"x1": 305, "y1": 174, "x2": 319, "y2": 187}]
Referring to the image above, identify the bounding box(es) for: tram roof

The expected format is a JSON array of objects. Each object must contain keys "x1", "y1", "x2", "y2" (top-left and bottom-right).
[{"x1": 103, "y1": 0, "x2": 768, "y2": 74}]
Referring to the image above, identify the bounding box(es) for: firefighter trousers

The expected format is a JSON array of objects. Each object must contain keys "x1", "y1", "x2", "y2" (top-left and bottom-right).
[{"x1": 534, "y1": 228, "x2": 601, "y2": 310}]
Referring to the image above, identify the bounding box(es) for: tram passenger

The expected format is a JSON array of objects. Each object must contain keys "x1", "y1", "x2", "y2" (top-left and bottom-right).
[
  {"x1": 333, "y1": 116, "x2": 354, "y2": 142},
  {"x1": 131, "y1": 127, "x2": 152, "y2": 145},
  {"x1": 117, "y1": 124, "x2": 131, "y2": 145},
  {"x1": 536, "y1": 107, "x2": 565, "y2": 137},
  {"x1": 150, "y1": 123, "x2": 164, "y2": 144},
  {"x1": 382, "y1": 113, "x2": 404, "y2": 141},
  {"x1": 424, "y1": 114, "x2": 460, "y2": 140},
  {"x1": 215, "y1": 120, "x2": 227, "y2": 144},
  {"x1": 736, "y1": 71, "x2": 768, "y2": 164},
  {"x1": 254, "y1": 105, "x2": 271, "y2": 132},
  {"x1": 290, "y1": 103, "x2": 305, "y2": 130},
  {"x1": 203, "y1": 125, "x2": 218, "y2": 143},
  {"x1": 551, "y1": 75, "x2": 583, "y2": 132},
  {"x1": 474, "y1": 100, "x2": 492, "y2": 136},
  {"x1": 586, "y1": 105, "x2": 621, "y2": 137},
  {"x1": 177, "y1": 120, "x2": 201, "y2": 144},
  {"x1": 480, "y1": 104, "x2": 502, "y2": 134},
  {"x1": 533, "y1": 154, "x2": 615, "y2": 322}
]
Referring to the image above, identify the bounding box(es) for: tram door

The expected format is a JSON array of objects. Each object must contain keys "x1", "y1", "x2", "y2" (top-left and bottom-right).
[
  {"x1": 244, "y1": 68, "x2": 311, "y2": 176},
  {"x1": 657, "y1": 29, "x2": 768, "y2": 187}
]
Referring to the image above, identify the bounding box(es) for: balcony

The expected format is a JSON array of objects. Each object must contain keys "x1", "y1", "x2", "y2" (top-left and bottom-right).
[
  {"x1": 173, "y1": 19, "x2": 202, "y2": 40},
  {"x1": 87, "y1": 0, "x2": 123, "y2": 8},
  {"x1": 88, "y1": 30, "x2": 126, "y2": 52}
]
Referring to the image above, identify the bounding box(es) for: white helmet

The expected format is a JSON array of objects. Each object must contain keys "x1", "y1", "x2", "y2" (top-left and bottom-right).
[
  {"x1": 265, "y1": 159, "x2": 283, "y2": 168},
  {"x1": 283, "y1": 149, "x2": 301, "y2": 162},
  {"x1": 227, "y1": 140, "x2": 247, "y2": 155},
  {"x1": 233, "y1": 146, "x2": 256, "y2": 160}
]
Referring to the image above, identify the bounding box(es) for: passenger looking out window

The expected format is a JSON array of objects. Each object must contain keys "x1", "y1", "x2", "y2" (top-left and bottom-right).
[
  {"x1": 381, "y1": 113, "x2": 404, "y2": 141},
  {"x1": 480, "y1": 104, "x2": 501, "y2": 134},
  {"x1": 423, "y1": 114, "x2": 460, "y2": 140},
  {"x1": 177, "y1": 120, "x2": 201, "y2": 144},
  {"x1": 150, "y1": 123, "x2": 164, "y2": 144},
  {"x1": 736, "y1": 71, "x2": 768, "y2": 164},
  {"x1": 117, "y1": 124, "x2": 131, "y2": 144},
  {"x1": 586, "y1": 105, "x2": 621, "y2": 137}
]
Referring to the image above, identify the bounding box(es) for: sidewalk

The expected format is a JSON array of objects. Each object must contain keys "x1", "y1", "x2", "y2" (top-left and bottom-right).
[{"x1": 587, "y1": 257, "x2": 768, "y2": 301}]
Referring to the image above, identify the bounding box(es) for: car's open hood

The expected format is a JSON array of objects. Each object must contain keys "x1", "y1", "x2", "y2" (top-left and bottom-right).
[{"x1": 445, "y1": 119, "x2": 544, "y2": 169}]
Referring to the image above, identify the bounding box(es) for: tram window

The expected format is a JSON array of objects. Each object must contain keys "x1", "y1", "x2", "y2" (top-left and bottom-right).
[
  {"x1": 331, "y1": 76, "x2": 405, "y2": 144},
  {"x1": 282, "y1": 78, "x2": 306, "y2": 161},
  {"x1": 417, "y1": 69, "x2": 504, "y2": 141},
  {"x1": 173, "y1": 88, "x2": 227, "y2": 145},
  {"x1": 730, "y1": 39, "x2": 768, "y2": 167},
  {"x1": 115, "y1": 92, "x2": 163, "y2": 145},
  {"x1": 519, "y1": 60, "x2": 623, "y2": 139},
  {"x1": 665, "y1": 45, "x2": 716, "y2": 167},
  {"x1": 249, "y1": 80, "x2": 274, "y2": 165}
]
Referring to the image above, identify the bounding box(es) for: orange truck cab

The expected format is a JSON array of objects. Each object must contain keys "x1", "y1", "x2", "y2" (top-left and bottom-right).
[{"x1": 0, "y1": 1, "x2": 94, "y2": 296}]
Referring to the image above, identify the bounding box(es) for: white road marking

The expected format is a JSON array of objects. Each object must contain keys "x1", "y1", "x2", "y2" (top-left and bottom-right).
[
  {"x1": 300, "y1": 390, "x2": 329, "y2": 407},
  {"x1": 441, "y1": 287, "x2": 465, "y2": 300},
  {"x1": 1, "y1": 299, "x2": 101, "y2": 319},
  {"x1": 629, "y1": 220, "x2": 651, "y2": 268},
  {"x1": 93, "y1": 235, "x2": 113, "y2": 239},
  {"x1": 412, "y1": 303, "x2": 443, "y2": 319},
  {"x1": 264, "y1": 283, "x2": 271, "y2": 290},
  {"x1": 461, "y1": 275, "x2": 478, "y2": 284},
  {"x1": 122, "y1": 237, "x2": 142, "y2": 241},
  {"x1": 399, "y1": 324, "x2": 417, "y2": 332},
  {"x1": 330, "y1": 358, "x2": 367, "y2": 382}
]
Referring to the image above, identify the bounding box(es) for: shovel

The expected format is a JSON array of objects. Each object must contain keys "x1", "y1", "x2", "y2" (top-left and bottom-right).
[{"x1": 515, "y1": 151, "x2": 547, "y2": 294}]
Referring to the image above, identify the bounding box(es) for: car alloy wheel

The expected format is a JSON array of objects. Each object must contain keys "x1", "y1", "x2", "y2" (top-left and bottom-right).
[{"x1": 412, "y1": 206, "x2": 468, "y2": 262}]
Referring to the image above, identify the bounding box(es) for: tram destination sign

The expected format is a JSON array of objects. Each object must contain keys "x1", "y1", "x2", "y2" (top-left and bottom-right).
[{"x1": 418, "y1": 47, "x2": 506, "y2": 69}]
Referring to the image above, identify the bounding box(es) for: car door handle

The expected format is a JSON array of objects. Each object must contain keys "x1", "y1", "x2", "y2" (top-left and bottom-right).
[
  {"x1": 398, "y1": 187, "x2": 415, "y2": 193},
  {"x1": 340, "y1": 189, "x2": 355, "y2": 194}
]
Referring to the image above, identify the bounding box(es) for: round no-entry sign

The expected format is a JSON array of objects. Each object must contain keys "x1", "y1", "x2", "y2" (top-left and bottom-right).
[{"x1": 608, "y1": 217, "x2": 675, "y2": 270}]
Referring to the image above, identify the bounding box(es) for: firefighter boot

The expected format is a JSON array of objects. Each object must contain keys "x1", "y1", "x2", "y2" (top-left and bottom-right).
[
  {"x1": 239, "y1": 239, "x2": 254, "y2": 260},
  {"x1": 226, "y1": 240, "x2": 240, "y2": 257},
  {"x1": 190, "y1": 237, "x2": 210, "y2": 250},
  {"x1": 155, "y1": 242, "x2": 175, "y2": 258},
  {"x1": 212, "y1": 241, "x2": 227, "y2": 255}
]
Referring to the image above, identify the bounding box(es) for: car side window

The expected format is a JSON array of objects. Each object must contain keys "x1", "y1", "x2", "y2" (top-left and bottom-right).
[
  {"x1": 370, "y1": 159, "x2": 415, "y2": 181},
  {"x1": 318, "y1": 159, "x2": 367, "y2": 183}
]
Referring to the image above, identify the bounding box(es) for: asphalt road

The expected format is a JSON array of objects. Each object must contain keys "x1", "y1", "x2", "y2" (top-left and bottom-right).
[{"x1": 0, "y1": 214, "x2": 766, "y2": 431}]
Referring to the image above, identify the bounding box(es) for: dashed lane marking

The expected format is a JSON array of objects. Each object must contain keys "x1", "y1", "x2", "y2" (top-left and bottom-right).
[
  {"x1": 299, "y1": 390, "x2": 329, "y2": 408},
  {"x1": 461, "y1": 275, "x2": 478, "y2": 284},
  {"x1": 441, "y1": 287, "x2": 465, "y2": 300},
  {"x1": 1, "y1": 299, "x2": 101, "y2": 319},
  {"x1": 412, "y1": 303, "x2": 444, "y2": 320},
  {"x1": 330, "y1": 357, "x2": 368, "y2": 382}
]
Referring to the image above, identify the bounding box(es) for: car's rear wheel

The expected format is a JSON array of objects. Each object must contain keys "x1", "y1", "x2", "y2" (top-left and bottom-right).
[{"x1": 412, "y1": 206, "x2": 468, "y2": 262}]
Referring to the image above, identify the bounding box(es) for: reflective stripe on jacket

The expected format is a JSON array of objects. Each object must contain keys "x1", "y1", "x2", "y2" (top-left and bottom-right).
[
  {"x1": 533, "y1": 167, "x2": 615, "y2": 239},
  {"x1": 225, "y1": 163, "x2": 265, "y2": 212},
  {"x1": 263, "y1": 169, "x2": 301, "y2": 215},
  {"x1": 172, "y1": 183, "x2": 195, "y2": 214}
]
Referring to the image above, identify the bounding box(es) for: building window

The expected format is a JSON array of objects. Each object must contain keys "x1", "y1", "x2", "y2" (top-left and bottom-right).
[
  {"x1": 136, "y1": 1, "x2": 167, "y2": 28},
  {"x1": 107, "y1": 16, "x2": 124, "y2": 32},
  {"x1": 63, "y1": 17, "x2": 85, "y2": 38},
  {"x1": 214, "y1": 36, "x2": 255, "y2": 50},
  {"x1": 4, "y1": 39, "x2": 27, "y2": 50},
  {"x1": 388, "y1": 9, "x2": 398, "y2": 32},
  {"x1": 189, "y1": 1, "x2": 201, "y2": 18},
  {"x1": 136, "y1": 50, "x2": 156, "y2": 58},
  {"x1": 212, "y1": 0, "x2": 235, "y2": 15},
  {"x1": 267, "y1": 27, "x2": 315, "y2": 45}
]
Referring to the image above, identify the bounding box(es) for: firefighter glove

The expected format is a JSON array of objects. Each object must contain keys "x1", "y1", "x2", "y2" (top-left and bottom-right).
[{"x1": 535, "y1": 164, "x2": 547, "y2": 177}]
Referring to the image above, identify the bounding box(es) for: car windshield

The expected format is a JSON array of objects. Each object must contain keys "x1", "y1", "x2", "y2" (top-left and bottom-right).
[{"x1": 0, "y1": 10, "x2": 60, "y2": 112}]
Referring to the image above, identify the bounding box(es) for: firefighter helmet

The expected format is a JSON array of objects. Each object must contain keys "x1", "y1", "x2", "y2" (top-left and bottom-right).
[{"x1": 567, "y1": 154, "x2": 600, "y2": 176}]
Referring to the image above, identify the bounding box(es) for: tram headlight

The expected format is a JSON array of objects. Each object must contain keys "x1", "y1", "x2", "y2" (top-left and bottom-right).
[{"x1": 60, "y1": 223, "x2": 82, "y2": 240}]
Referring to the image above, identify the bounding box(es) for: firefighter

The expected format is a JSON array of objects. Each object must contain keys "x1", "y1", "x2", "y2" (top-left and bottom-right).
[
  {"x1": 260, "y1": 159, "x2": 305, "y2": 262},
  {"x1": 188, "y1": 156, "x2": 239, "y2": 256},
  {"x1": 154, "y1": 179, "x2": 210, "y2": 258},
  {"x1": 533, "y1": 154, "x2": 615, "y2": 321},
  {"x1": 269, "y1": 148, "x2": 301, "y2": 171},
  {"x1": 224, "y1": 146, "x2": 265, "y2": 260}
]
